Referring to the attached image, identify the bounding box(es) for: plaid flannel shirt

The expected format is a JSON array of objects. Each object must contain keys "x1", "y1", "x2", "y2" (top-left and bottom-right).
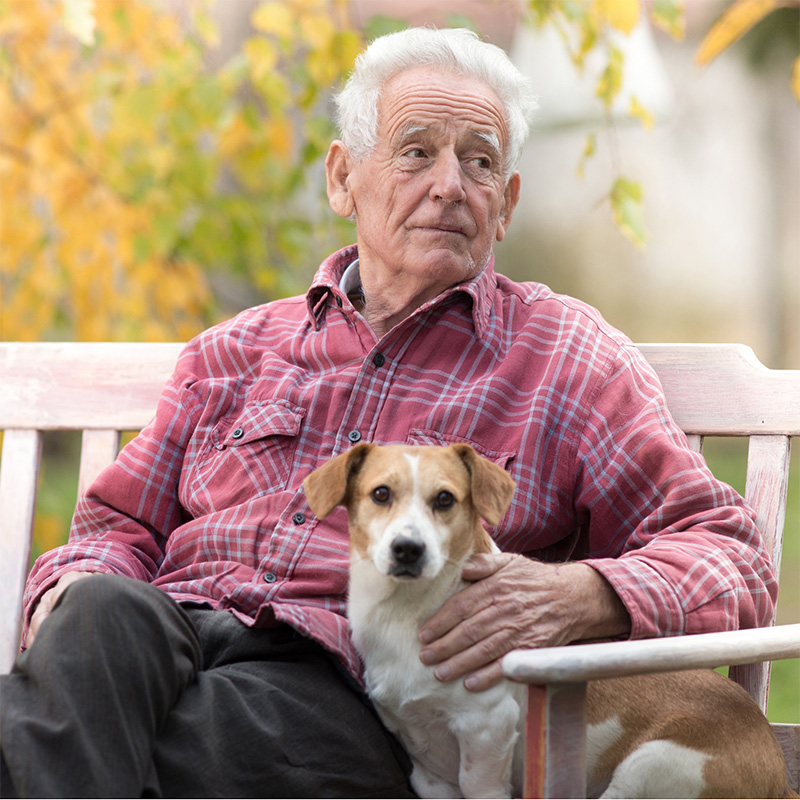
[{"x1": 24, "y1": 245, "x2": 777, "y2": 678}]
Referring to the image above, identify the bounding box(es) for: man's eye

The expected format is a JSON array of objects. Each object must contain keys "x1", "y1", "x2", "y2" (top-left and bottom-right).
[
  {"x1": 371, "y1": 486, "x2": 391, "y2": 505},
  {"x1": 434, "y1": 491, "x2": 455, "y2": 510},
  {"x1": 469, "y1": 156, "x2": 492, "y2": 170}
]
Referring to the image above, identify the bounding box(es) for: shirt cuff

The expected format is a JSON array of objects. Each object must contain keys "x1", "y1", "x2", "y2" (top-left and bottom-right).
[{"x1": 586, "y1": 556, "x2": 688, "y2": 640}]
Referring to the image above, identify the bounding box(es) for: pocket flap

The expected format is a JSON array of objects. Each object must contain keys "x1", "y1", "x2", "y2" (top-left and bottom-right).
[
  {"x1": 406, "y1": 428, "x2": 515, "y2": 468},
  {"x1": 221, "y1": 401, "x2": 305, "y2": 447}
]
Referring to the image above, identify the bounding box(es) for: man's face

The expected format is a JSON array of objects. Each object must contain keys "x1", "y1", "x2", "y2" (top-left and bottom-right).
[{"x1": 328, "y1": 67, "x2": 520, "y2": 294}]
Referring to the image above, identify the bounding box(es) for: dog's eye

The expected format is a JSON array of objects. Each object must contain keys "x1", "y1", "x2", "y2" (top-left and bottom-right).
[
  {"x1": 434, "y1": 491, "x2": 455, "y2": 510},
  {"x1": 371, "y1": 486, "x2": 391, "y2": 505}
]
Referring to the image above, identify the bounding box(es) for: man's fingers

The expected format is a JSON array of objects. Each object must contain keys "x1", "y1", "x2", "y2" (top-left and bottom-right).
[
  {"x1": 428, "y1": 624, "x2": 511, "y2": 680},
  {"x1": 421, "y1": 595, "x2": 537, "y2": 683},
  {"x1": 417, "y1": 555, "x2": 587, "y2": 689},
  {"x1": 26, "y1": 571, "x2": 95, "y2": 649},
  {"x1": 421, "y1": 592, "x2": 511, "y2": 662},
  {"x1": 463, "y1": 660, "x2": 505, "y2": 692},
  {"x1": 419, "y1": 553, "x2": 514, "y2": 645},
  {"x1": 27, "y1": 591, "x2": 55, "y2": 648}
]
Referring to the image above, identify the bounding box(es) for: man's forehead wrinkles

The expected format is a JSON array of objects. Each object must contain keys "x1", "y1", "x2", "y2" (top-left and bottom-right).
[
  {"x1": 380, "y1": 77, "x2": 507, "y2": 140},
  {"x1": 388, "y1": 93, "x2": 505, "y2": 127},
  {"x1": 396, "y1": 121, "x2": 500, "y2": 149},
  {"x1": 384, "y1": 107, "x2": 507, "y2": 154}
]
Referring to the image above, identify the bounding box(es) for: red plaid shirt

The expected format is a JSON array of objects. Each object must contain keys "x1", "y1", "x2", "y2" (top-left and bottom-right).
[{"x1": 24, "y1": 246, "x2": 777, "y2": 678}]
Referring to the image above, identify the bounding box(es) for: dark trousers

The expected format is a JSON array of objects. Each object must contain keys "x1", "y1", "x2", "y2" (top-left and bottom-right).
[{"x1": 0, "y1": 574, "x2": 415, "y2": 798}]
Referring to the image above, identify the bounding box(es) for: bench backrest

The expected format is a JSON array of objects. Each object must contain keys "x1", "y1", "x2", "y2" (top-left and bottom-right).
[{"x1": 1, "y1": 342, "x2": 799, "y2": 696}]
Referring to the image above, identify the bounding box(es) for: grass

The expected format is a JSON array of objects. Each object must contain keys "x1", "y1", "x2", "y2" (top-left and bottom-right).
[{"x1": 30, "y1": 432, "x2": 799, "y2": 723}]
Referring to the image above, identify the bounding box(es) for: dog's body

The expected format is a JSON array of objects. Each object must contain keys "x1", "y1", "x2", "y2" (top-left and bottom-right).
[
  {"x1": 305, "y1": 442, "x2": 524, "y2": 797},
  {"x1": 348, "y1": 549, "x2": 526, "y2": 798},
  {"x1": 304, "y1": 443, "x2": 794, "y2": 799},
  {"x1": 348, "y1": 524, "x2": 526, "y2": 799}
]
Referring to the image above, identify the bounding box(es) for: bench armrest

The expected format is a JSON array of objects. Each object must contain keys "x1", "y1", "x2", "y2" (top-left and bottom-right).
[{"x1": 502, "y1": 623, "x2": 800, "y2": 684}]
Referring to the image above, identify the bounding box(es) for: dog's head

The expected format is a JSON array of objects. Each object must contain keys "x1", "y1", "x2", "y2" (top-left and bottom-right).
[{"x1": 303, "y1": 444, "x2": 515, "y2": 581}]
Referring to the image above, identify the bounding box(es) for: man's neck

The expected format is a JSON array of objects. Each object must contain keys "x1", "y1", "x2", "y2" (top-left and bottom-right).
[{"x1": 360, "y1": 274, "x2": 452, "y2": 338}]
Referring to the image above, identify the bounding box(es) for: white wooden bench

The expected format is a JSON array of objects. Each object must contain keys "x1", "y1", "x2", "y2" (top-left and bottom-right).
[{"x1": 1, "y1": 341, "x2": 798, "y2": 797}]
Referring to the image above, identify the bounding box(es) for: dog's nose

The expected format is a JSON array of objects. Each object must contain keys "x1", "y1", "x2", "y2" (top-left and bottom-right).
[{"x1": 391, "y1": 537, "x2": 426, "y2": 565}]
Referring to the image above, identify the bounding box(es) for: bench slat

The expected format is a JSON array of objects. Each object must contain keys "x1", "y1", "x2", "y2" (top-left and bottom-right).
[
  {"x1": 78, "y1": 430, "x2": 123, "y2": 498},
  {"x1": 0, "y1": 429, "x2": 42, "y2": 673},
  {"x1": 637, "y1": 344, "x2": 800, "y2": 435},
  {"x1": 686, "y1": 434, "x2": 703, "y2": 453},
  {"x1": 729, "y1": 434, "x2": 793, "y2": 711},
  {"x1": 0, "y1": 342, "x2": 181, "y2": 430}
]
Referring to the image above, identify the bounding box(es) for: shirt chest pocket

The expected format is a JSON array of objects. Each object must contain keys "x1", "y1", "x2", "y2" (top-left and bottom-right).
[{"x1": 183, "y1": 401, "x2": 305, "y2": 516}]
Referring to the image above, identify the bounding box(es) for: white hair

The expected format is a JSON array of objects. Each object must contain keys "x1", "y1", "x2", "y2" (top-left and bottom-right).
[{"x1": 333, "y1": 27, "x2": 536, "y2": 179}]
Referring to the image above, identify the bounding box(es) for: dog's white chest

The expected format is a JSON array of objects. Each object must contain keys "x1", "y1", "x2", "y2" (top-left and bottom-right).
[{"x1": 349, "y1": 579, "x2": 524, "y2": 799}]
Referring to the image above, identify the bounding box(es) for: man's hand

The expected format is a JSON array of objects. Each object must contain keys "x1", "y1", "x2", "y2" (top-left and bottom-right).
[
  {"x1": 27, "y1": 571, "x2": 96, "y2": 648},
  {"x1": 417, "y1": 554, "x2": 630, "y2": 692}
]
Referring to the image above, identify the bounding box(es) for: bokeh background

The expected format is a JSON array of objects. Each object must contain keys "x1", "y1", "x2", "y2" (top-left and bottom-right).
[{"x1": 1, "y1": 0, "x2": 797, "y2": 722}]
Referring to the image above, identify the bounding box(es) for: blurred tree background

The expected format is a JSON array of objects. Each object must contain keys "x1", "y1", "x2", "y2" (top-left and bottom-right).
[
  {"x1": 2, "y1": 0, "x2": 796, "y2": 343},
  {"x1": 0, "y1": 0, "x2": 361, "y2": 341},
  {"x1": 1, "y1": 0, "x2": 797, "y2": 722}
]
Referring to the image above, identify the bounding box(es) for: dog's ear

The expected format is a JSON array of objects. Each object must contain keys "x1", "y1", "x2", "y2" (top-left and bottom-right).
[
  {"x1": 303, "y1": 443, "x2": 374, "y2": 519},
  {"x1": 450, "y1": 443, "x2": 515, "y2": 526}
]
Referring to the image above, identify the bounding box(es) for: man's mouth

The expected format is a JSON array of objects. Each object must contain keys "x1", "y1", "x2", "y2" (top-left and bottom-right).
[{"x1": 415, "y1": 220, "x2": 467, "y2": 236}]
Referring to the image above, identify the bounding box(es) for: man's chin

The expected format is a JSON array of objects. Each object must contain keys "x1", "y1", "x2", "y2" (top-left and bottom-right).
[
  {"x1": 410, "y1": 243, "x2": 486, "y2": 281},
  {"x1": 426, "y1": 253, "x2": 485, "y2": 286}
]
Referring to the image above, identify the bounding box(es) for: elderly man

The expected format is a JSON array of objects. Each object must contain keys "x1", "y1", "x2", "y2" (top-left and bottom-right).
[{"x1": 1, "y1": 27, "x2": 775, "y2": 798}]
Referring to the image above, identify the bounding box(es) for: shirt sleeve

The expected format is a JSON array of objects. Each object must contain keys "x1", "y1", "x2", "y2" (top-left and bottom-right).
[
  {"x1": 577, "y1": 345, "x2": 778, "y2": 639},
  {"x1": 21, "y1": 351, "x2": 202, "y2": 643}
]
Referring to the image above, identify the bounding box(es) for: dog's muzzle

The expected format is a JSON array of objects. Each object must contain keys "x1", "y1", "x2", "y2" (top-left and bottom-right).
[{"x1": 388, "y1": 535, "x2": 426, "y2": 579}]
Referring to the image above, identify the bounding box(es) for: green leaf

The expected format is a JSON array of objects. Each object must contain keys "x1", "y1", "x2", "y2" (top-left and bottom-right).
[
  {"x1": 649, "y1": 0, "x2": 685, "y2": 40},
  {"x1": 362, "y1": 15, "x2": 408, "y2": 42},
  {"x1": 576, "y1": 132, "x2": 596, "y2": 180},
  {"x1": 596, "y1": 43, "x2": 625, "y2": 108},
  {"x1": 629, "y1": 96, "x2": 654, "y2": 130},
  {"x1": 610, "y1": 177, "x2": 647, "y2": 248}
]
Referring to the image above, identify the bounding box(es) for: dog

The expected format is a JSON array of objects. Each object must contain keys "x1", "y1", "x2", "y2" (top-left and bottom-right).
[{"x1": 304, "y1": 443, "x2": 795, "y2": 799}]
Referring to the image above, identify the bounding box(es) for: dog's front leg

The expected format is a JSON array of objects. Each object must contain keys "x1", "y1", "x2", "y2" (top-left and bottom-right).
[
  {"x1": 410, "y1": 761, "x2": 463, "y2": 799},
  {"x1": 452, "y1": 694, "x2": 520, "y2": 799}
]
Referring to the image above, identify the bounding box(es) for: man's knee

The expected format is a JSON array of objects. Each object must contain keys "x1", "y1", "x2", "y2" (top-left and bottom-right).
[
  {"x1": 55, "y1": 573, "x2": 186, "y2": 630},
  {"x1": 33, "y1": 573, "x2": 201, "y2": 679},
  {"x1": 56, "y1": 571, "x2": 166, "y2": 613}
]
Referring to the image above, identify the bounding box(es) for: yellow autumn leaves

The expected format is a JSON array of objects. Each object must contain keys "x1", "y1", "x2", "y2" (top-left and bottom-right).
[
  {"x1": 1, "y1": 0, "x2": 796, "y2": 342},
  {"x1": 0, "y1": 0, "x2": 361, "y2": 342},
  {"x1": 251, "y1": 0, "x2": 361, "y2": 86},
  {"x1": 528, "y1": 0, "x2": 797, "y2": 249},
  {"x1": 526, "y1": 0, "x2": 685, "y2": 248},
  {"x1": 696, "y1": 0, "x2": 800, "y2": 101}
]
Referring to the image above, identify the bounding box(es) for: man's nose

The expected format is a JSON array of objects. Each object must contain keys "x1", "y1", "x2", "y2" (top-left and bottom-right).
[{"x1": 429, "y1": 151, "x2": 467, "y2": 205}]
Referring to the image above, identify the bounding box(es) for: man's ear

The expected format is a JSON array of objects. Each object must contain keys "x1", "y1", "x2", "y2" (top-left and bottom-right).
[
  {"x1": 325, "y1": 140, "x2": 356, "y2": 220},
  {"x1": 496, "y1": 171, "x2": 521, "y2": 243}
]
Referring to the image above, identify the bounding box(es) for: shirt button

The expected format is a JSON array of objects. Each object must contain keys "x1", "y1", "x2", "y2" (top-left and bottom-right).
[
  {"x1": 373, "y1": 352, "x2": 386, "y2": 367},
  {"x1": 292, "y1": 512, "x2": 305, "y2": 525},
  {"x1": 348, "y1": 430, "x2": 362, "y2": 443},
  {"x1": 264, "y1": 572, "x2": 277, "y2": 583},
  {"x1": 231, "y1": 427, "x2": 244, "y2": 439}
]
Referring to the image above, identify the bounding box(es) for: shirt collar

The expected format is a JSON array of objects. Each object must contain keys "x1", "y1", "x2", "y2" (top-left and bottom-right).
[{"x1": 306, "y1": 245, "x2": 496, "y2": 339}]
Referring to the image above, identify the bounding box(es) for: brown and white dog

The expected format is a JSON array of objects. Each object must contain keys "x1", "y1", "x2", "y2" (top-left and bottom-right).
[{"x1": 304, "y1": 443, "x2": 794, "y2": 799}]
